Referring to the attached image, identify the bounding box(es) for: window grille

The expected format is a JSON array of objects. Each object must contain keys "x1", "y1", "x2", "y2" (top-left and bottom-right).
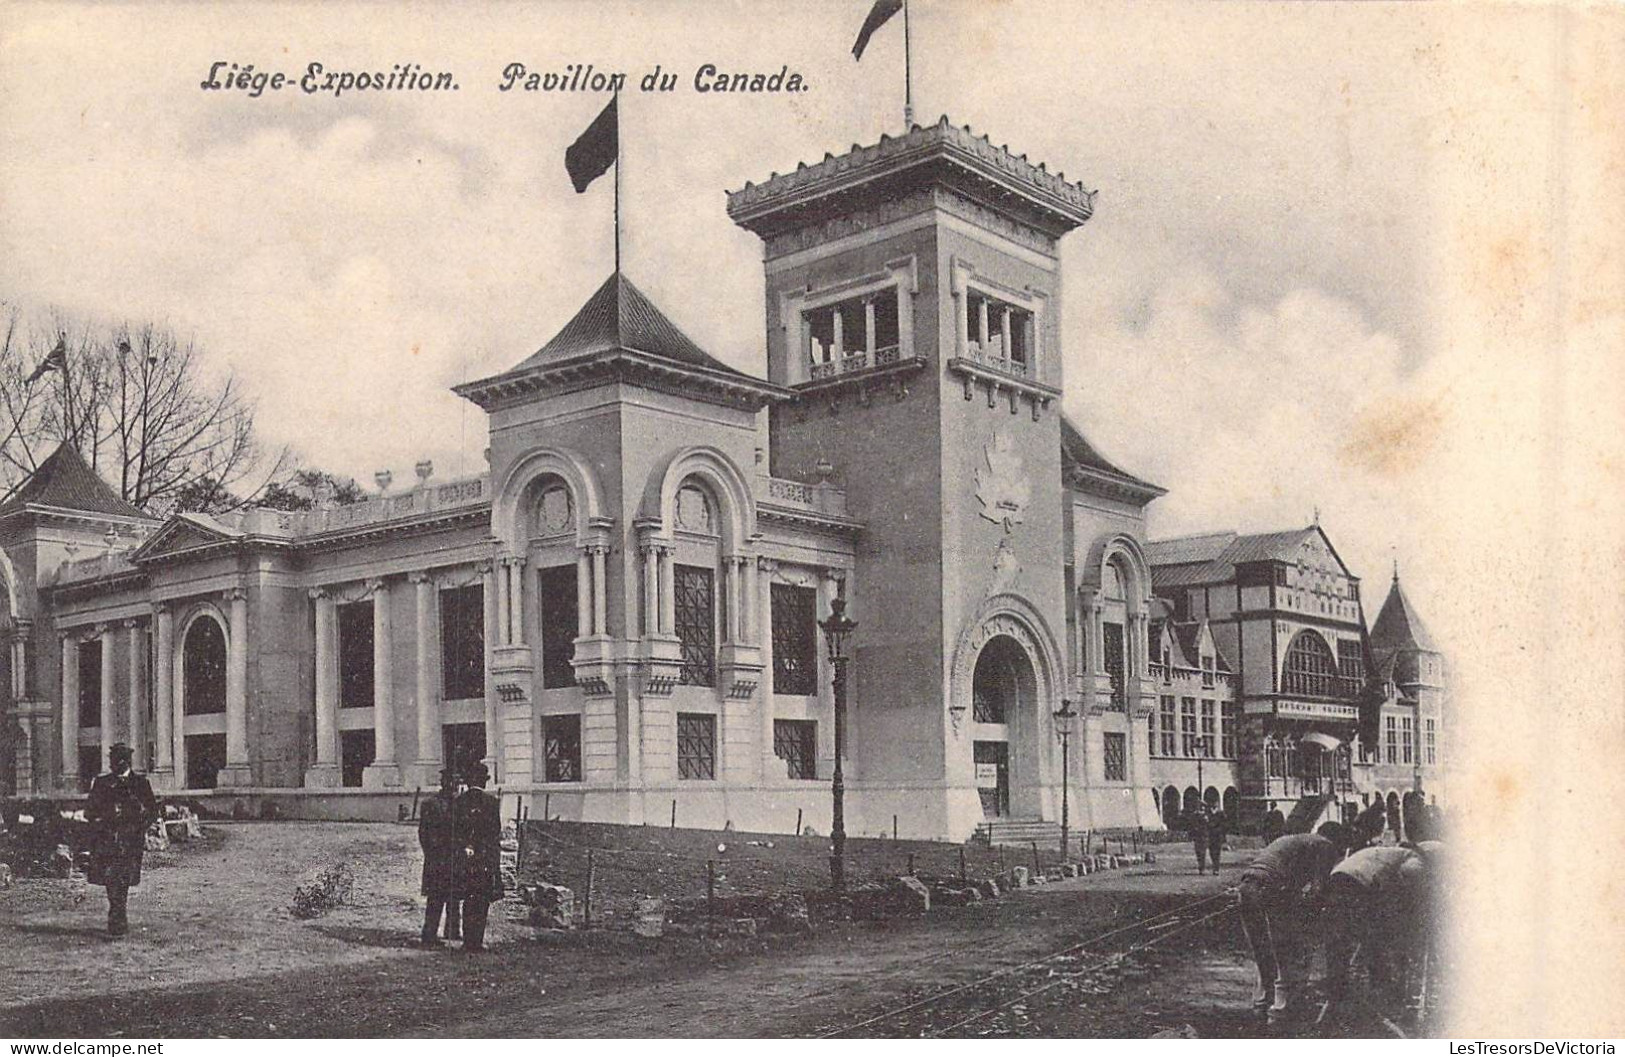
[
  {"x1": 439, "y1": 584, "x2": 484, "y2": 700},
  {"x1": 677, "y1": 712, "x2": 716, "y2": 780},
  {"x1": 1401, "y1": 716, "x2": 1414, "y2": 765},
  {"x1": 773, "y1": 719, "x2": 817, "y2": 780},
  {"x1": 771, "y1": 583, "x2": 818, "y2": 695},
  {"x1": 1200, "y1": 700, "x2": 1217, "y2": 758},
  {"x1": 1385, "y1": 715, "x2": 1398, "y2": 764},
  {"x1": 1426, "y1": 718, "x2": 1437, "y2": 765},
  {"x1": 675, "y1": 565, "x2": 716, "y2": 686},
  {"x1": 1159, "y1": 696, "x2": 1177, "y2": 757},
  {"x1": 1220, "y1": 701, "x2": 1238, "y2": 758},
  {"x1": 1282, "y1": 630, "x2": 1345, "y2": 697},
  {"x1": 1104, "y1": 732, "x2": 1127, "y2": 781},
  {"x1": 542, "y1": 714, "x2": 582, "y2": 783},
  {"x1": 337, "y1": 601, "x2": 374, "y2": 709},
  {"x1": 537, "y1": 564, "x2": 578, "y2": 689},
  {"x1": 1337, "y1": 638, "x2": 1366, "y2": 683},
  {"x1": 1103, "y1": 622, "x2": 1126, "y2": 710},
  {"x1": 1180, "y1": 697, "x2": 1198, "y2": 757}
]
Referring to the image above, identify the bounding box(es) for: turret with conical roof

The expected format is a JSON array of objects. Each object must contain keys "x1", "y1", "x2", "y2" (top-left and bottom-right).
[{"x1": 1370, "y1": 568, "x2": 1443, "y2": 691}]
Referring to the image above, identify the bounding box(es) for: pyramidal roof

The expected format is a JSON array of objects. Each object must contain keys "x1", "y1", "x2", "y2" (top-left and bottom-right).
[
  {"x1": 0, "y1": 444, "x2": 149, "y2": 520},
  {"x1": 1370, "y1": 572, "x2": 1438, "y2": 655},
  {"x1": 456, "y1": 272, "x2": 786, "y2": 411},
  {"x1": 512, "y1": 272, "x2": 745, "y2": 377}
]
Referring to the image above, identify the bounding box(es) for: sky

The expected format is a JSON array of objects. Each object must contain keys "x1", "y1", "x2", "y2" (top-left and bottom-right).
[
  {"x1": 0, "y1": 0, "x2": 1500, "y2": 634},
  {"x1": 4, "y1": 2, "x2": 1625, "y2": 1028}
]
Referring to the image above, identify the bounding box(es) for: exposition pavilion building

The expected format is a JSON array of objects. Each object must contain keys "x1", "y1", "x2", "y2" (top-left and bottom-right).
[{"x1": 0, "y1": 119, "x2": 1447, "y2": 840}]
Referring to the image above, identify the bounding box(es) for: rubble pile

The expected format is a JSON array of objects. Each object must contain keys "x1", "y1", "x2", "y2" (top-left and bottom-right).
[{"x1": 290, "y1": 862, "x2": 355, "y2": 918}]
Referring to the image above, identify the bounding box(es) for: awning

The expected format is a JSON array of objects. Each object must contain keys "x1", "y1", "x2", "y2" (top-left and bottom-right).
[{"x1": 1300, "y1": 731, "x2": 1344, "y2": 751}]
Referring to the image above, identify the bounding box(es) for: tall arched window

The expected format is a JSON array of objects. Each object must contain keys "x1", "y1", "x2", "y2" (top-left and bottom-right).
[
  {"x1": 1282, "y1": 630, "x2": 1339, "y2": 696},
  {"x1": 183, "y1": 617, "x2": 227, "y2": 715},
  {"x1": 673, "y1": 477, "x2": 719, "y2": 687}
]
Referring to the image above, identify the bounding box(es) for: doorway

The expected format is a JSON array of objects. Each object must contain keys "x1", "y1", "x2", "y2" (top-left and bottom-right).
[{"x1": 974, "y1": 740, "x2": 1010, "y2": 818}]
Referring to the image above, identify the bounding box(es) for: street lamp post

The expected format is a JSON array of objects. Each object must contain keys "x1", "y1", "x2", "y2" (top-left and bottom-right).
[
  {"x1": 818, "y1": 595, "x2": 857, "y2": 893},
  {"x1": 1053, "y1": 698, "x2": 1077, "y2": 857}
]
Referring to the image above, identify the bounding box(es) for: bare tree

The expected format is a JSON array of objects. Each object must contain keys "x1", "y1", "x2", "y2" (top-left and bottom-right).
[{"x1": 0, "y1": 305, "x2": 292, "y2": 514}]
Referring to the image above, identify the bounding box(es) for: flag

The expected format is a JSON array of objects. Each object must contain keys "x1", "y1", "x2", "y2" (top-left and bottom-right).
[
  {"x1": 25, "y1": 339, "x2": 66, "y2": 383},
  {"x1": 852, "y1": 0, "x2": 904, "y2": 61},
  {"x1": 565, "y1": 97, "x2": 618, "y2": 194}
]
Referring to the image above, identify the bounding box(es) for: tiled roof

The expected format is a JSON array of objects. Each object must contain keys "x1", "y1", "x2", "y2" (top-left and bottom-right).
[
  {"x1": 0, "y1": 444, "x2": 149, "y2": 520},
  {"x1": 1370, "y1": 575, "x2": 1438, "y2": 655},
  {"x1": 1147, "y1": 526, "x2": 1323, "y2": 588},
  {"x1": 1059, "y1": 414, "x2": 1164, "y2": 499},
  {"x1": 510, "y1": 272, "x2": 753, "y2": 380}
]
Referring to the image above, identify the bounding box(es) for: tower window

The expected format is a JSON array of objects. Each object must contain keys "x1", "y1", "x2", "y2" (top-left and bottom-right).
[
  {"x1": 1426, "y1": 718, "x2": 1437, "y2": 765},
  {"x1": 1402, "y1": 716, "x2": 1414, "y2": 764},
  {"x1": 965, "y1": 289, "x2": 1035, "y2": 376},
  {"x1": 802, "y1": 287, "x2": 901, "y2": 379},
  {"x1": 1180, "y1": 697, "x2": 1197, "y2": 757},
  {"x1": 1385, "y1": 715, "x2": 1398, "y2": 764},
  {"x1": 1221, "y1": 701, "x2": 1238, "y2": 758},
  {"x1": 1159, "y1": 696, "x2": 1176, "y2": 757},
  {"x1": 1200, "y1": 699, "x2": 1217, "y2": 758}
]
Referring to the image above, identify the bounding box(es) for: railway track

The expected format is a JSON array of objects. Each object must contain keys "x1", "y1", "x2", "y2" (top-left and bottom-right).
[{"x1": 816, "y1": 890, "x2": 1238, "y2": 1038}]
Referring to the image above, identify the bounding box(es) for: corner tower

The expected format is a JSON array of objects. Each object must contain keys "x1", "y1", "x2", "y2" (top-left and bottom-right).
[{"x1": 729, "y1": 119, "x2": 1097, "y2": 839}]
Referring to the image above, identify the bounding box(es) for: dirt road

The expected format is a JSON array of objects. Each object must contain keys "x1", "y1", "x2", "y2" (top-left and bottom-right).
[{"x1": 0, "y1": 821, "x2": 1330, "y2": 1038}]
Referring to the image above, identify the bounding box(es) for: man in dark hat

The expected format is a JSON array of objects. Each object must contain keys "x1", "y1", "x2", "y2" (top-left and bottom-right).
[
  {"x1": 418, "y1": 766, "x2": 465, "y2": 946},
  {"x1": 85, "y1": 743, "x2": 159, "y2": 936},
  {"x1": 452, "y1": 761, "x2": 502, "y2": 951}
]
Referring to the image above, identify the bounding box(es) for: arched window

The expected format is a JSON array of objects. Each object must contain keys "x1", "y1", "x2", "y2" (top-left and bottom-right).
[
  {"x1": 1102, "y1": 561, "x2": 1125, "y2": 601},
  {"x1": 183, "y1": 617, "x2": 227, "y2": 715},
  {"x1": 1282, "y1": 630, "x2": 1339, "y2": 696},
  {"x1": 673, "y1": 477, "x2": 720, "y2": 686},
  {"x1": 1265, "y1": 736, "x2": 1283, "y2": 778}
]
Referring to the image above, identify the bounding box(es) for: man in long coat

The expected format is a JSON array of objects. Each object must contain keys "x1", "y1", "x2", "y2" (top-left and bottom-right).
[
  {"x1": 418, "y1": 767, "x2": 463, "y2": 946},
  {"x1": 85, "y1": 743, "x2": 159, "y2": 936},
  {"x1": 453, "y1": 761, "x2": 503, "y2": 951}
]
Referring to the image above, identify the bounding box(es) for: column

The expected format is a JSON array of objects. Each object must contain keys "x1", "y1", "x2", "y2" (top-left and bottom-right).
[
  {"x1": 369, "y1": 578, "x2": 396, "y2": 767},
  {"x1": 659, "y1": 545, "x2": 676, "y2": 636},
  {"x1": 411, "y1": 572, "x2": 441, "y2": 778},
  {"x1": 591, "y1": 545, "x2": 608, "y2": 636},
  {"x1": 125, "y1": 619, "x2": 145, "y2": 769},
  {"x1": 7, "y1": 635, "x2": 22, "y2": 699},
  {"x1": 153, "y1": 605, "x2": 174, "y2": 781},
  {"x1": 306, "y1": 588, "x2": 340, "y2": 785},
  {"x1": 864, "y1": 297, "x2": 877, "y2": 356},
  {"x1": 575, "y1": 549, "x2": 592, "y2": 639},
  {"x1": 743, "y1": 555, "x2": 759, "y2": 647},
  {"x1": 507, "y1": 558, "x2": 526, "y2": 645},
  {"x1": 725, "y1": 556, "x2": 742, "y2": 644},
  {"x1": 495, "y1": 554, "x2": 511, "y2": 647},
  {"x1": 1001, "y1": 306, "x2": 1014, "y2": 359},
  {"x1": 757, "y1": 558, "x2": 778, "y2": 782},
  {"x1": 221, "y1": 587, "x2": 251, "y2": 781},
  {"x1": 60, "y1": 634, "x2": 79, "y2": 788},
  {"x1": 642, "y1": 543, "x2": 659, "y2": 636},
  {"x1": 481, "y1": 563, "x2": 499, "y2": 779},
  {"x1": 99, "y1": 627, "x2": 116, "y2": 770},
  {"x1": 977, "y1": 296, "x2": 990, "y2": 349},
  {"x1": 832, "y1": 306, "x2": 844, "y2": 359}
]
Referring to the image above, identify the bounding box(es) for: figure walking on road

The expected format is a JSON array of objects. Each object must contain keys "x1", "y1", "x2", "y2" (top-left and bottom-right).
[
  {"x1": 1191, "y1": 804, "x2": 1213, "y2": 875},
  {"x1": 1205, "y1": 805, "x2": 1228, "y2": 872},
  {"x1": 419, "y1": 766, "x2": 464, "y2": 946},
  {"x1": 85, "y1": 743, "x2": 159, "y2": 937},
  {"x1": 453, "y1": 761, "x2": 503, "y2": 951}
]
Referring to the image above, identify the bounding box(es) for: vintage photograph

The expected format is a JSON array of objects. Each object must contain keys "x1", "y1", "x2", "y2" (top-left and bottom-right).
[{"x1": 2, "y1": 0, "x2": 1622, "y2": 1043}]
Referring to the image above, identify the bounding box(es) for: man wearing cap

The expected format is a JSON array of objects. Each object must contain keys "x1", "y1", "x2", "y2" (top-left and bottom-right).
[
  {"x1": 453, "y1": 761, "x2": 502, "y2": 951},
  {"x1": 418, "y1": 766, "x2": 464, "y2": 946},
  {"x1": 85, "y1": 743, "x2": 159, "y2": 936}
]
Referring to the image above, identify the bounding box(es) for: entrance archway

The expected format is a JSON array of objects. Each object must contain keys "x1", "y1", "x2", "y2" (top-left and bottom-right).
[
  {"x1": 1162, "y1": 786, "x2": 1181, "y2": 826},
  {"x1": 970, "y1": 635, "x2": 1035, "y2": 819},
  {"x1": 181, "y1": 614, "x2": 227, "y2": 789}
]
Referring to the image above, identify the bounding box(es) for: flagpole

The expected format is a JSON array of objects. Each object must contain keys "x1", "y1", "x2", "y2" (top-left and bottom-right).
[
  {"x1": 613, "y1": 89, "x2": 622, "y2": 276},
  {"x1": 60, "y1": 337, "x2": 75, "y2": 453},
  {"x1": 902, "y1": 0, "x2": 913, "y2": 129}
]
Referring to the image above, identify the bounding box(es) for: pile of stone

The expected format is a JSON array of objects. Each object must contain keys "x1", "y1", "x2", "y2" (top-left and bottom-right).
[
  {"x1": 514, "y1": 881, "x2": 574, "y2": 930},
  {"x1": 290, "y1": 862, "x2": 355, "y2": 919}
]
